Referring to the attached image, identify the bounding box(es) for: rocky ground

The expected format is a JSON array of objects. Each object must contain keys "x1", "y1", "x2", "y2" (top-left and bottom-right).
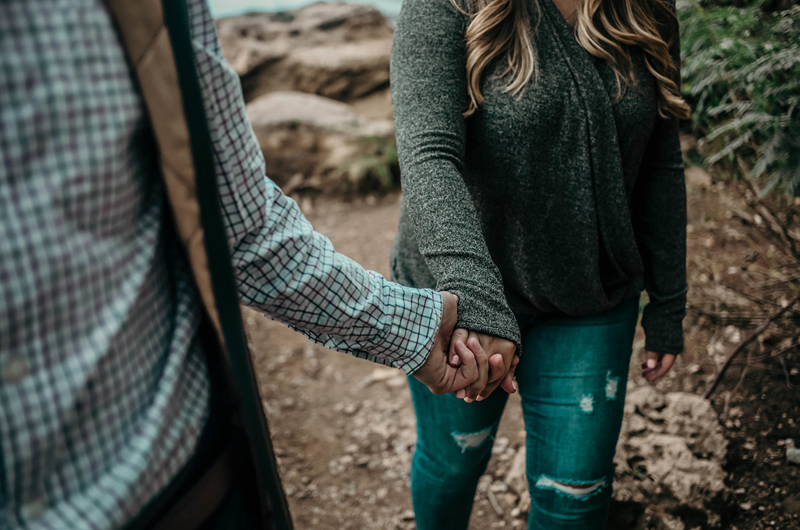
[
  {"x1": 243, "y1": 182, "x2": 799, "y2": 530},
  {"x1": 221, "y1": 4, "x2": 800, "y2": 528}
]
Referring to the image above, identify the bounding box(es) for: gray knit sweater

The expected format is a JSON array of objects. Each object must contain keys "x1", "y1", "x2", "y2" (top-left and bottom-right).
[{"x1": 389, "y1": 0, "x2": 687, "y2": 354}]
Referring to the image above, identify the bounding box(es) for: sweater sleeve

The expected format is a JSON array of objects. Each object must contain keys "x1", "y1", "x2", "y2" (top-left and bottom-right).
[
  {"x1": 631, "y1": 0, "x2": 688, "y2": 354},
  {"x1": 390, "y1": 0, "x2": 521, "y2": 348}
]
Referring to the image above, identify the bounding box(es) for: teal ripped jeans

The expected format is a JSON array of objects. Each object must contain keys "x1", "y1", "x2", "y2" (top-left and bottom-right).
[{"x1": 407, "y1": 297, "x2": 639, "y2": 530}]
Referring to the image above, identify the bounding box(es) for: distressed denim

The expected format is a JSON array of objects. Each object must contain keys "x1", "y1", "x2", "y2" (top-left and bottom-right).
[{"x1": 408, "y1": 297, "x2": 640, "y2": 530}]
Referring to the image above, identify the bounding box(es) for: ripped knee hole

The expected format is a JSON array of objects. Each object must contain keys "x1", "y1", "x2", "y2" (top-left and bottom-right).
[
  {"x1": 534, "y1": 475, "x2": 608, "y2": 499},
  {"x1": 451, "y1": 427, "x2": 493, "y2": 453}
]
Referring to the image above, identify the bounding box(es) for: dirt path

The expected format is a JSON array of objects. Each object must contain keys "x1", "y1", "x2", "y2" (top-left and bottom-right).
[
  {"x1": 244, "y1": 187, "x2": 800, "y2": 529},
  {"x1": 245, "y1": 194, "x2": 529, "y2": 529}
]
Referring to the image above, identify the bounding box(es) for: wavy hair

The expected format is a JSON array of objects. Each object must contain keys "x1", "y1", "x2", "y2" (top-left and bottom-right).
[{"x1": 451, "y1": 0, "x2": 691, "y2": 119}]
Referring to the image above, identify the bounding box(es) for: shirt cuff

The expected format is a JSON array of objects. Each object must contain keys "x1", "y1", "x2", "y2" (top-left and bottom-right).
[{"x1": 380, "y1": 284, "x2": 443, "y2": 375}]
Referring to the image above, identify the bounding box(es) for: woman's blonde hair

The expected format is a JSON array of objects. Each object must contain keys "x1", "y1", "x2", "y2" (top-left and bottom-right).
[{"x1": 451, "y1": 0, "x2": 691, "y2": 119}]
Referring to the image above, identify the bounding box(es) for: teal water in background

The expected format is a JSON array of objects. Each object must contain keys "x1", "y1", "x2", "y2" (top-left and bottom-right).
[{"x1": 208, "y1": 0, "x2": 402, "y2": 17}]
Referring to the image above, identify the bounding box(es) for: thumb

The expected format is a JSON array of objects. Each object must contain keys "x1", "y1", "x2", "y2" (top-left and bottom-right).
[
  {"x1": 487, "y1": 353, "x2": 505, "y2": 382},
  {"x1": 643, "y1": 351, "x2": 659, "y2": 371},
  {"x1": 500, "y1": 355, "x2": 520, "y2": 394},
  {"x1": 452, "y1": 338, "x2": 478, "y2": 389}
]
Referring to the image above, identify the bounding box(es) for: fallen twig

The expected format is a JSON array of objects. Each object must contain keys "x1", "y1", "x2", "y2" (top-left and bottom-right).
[
  {"x1": 704, "y1": 291, "x2": 800, "y2": 400},
  {"x1": 735, "y1": 338, "x2": 800, "y2": 365},
  {"x1": 720, "y1": 282, "x2": 779, "y2": 310},
  {"x1": 487, "y1": 489, "x2": 504, "y2": 517},
  {"x1": 777, "y1": 355, "x2": 796, "y2": 390},
  {"x1": 689, "y1": 306, "x2": 772, "y2": 328}
]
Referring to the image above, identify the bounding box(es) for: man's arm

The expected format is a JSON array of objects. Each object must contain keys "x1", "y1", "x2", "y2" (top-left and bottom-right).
[
  {"x1": 182, "y1": 0, "x2": 449, "y2": 376},
  {"x1": 233, "y1": 181, "x2": 444, "y2": 375}
]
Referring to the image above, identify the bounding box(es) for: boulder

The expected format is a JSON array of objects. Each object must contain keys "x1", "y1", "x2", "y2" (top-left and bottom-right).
[
  {"x1": 349, "y1": 87, "x2": 394, "y2": 121},
  {"x1": 246, "y1": 91, "x2": 396, "y2": 193},
  {"x1": 611, "y1": 387, "x2": 731, "y2": 529},
  {"x1": 274, "y1": 39, "x2": 392, "y2": 102},
  {"x1": 502, "y1": 388, "x2": 731, "y2": 529},
  {"x1": 217, "y1": 3, "x2": 393, "y2": 103}
]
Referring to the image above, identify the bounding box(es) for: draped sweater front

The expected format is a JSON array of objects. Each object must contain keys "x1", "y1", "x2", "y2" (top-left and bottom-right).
[{"x1": 389, "y1": 0, "x2": 688, "y2": 353}]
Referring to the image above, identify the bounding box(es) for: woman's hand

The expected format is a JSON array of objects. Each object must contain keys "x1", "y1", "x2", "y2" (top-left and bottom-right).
[
  {"x1": 641, "y1": 351, "x2": 676, "y2": 383},
  {"x1": 448, "y1": 330, "x2": 517, "y2": 402}
]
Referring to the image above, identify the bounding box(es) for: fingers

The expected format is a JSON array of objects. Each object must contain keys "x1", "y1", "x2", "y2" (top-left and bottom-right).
[
  {"x1": 463, "y1": 332, "x2": 489, "y2": 402},
  {"x1": 450, "y1": 329, "x2": 472, "y2": 400},
  {"x1": 499, "y1": 355, "x2": 520, "y2": 394},
  {"x1": 449, "y1": 331, "x2": 517, "y2": 403},
  {"x1": 642, "y1": 351, "x2": 659, "y2": 371},
  {"x1": 644, "y1": 364, "x2": 666, "y2": 382},
  {"x1": 450, "y1": 329, "x2": 468, "y2": 399},
  {"x1": 449, "y1": 329, "x2": 469, "y2": 367},
  {"x1": 642, "y1": 352, "x2": 677, "y2": 382},
  {"x1": 474, "y1": 354, "x2": 506, "y2": 401},
  {"x1": 641, "y1": 351, "x2": 661, "y2": 382},
  {"x1": 487, "y1": 337, "x2": 516, "y2": 383},
  {"x1": 479, "y1": 337, "x2": 516, "y2": 399},
  {"x1": 499, "y1": 372, "x2": 516, "y2": 394},
  {"x1": 451, "y1": 338, "x2": 479, "y2": 390},
  {"x1": 477, "y1": 352, "x2": 519, "y2": 400},
  {"x1": 487, "y1": 353, "x2": 505, "y2": 383}
]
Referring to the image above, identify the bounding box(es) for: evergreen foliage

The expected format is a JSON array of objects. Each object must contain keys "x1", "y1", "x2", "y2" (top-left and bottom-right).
[{"x1": 678, "y1": 0, "x2": 800, "y2": 196}]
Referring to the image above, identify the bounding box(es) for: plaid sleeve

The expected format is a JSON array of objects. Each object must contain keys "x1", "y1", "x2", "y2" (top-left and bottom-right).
[
  {"x1": 235, "y1": 186, "x2": 443, "y2": 374},
  {"x1": 186, "y1": 0, "x2": 441, "y2": 374}
]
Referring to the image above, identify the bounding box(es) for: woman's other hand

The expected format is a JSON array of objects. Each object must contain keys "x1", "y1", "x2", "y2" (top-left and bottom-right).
[{"x1": 641, "y1": 351, "x2": 676, "y2": 382}]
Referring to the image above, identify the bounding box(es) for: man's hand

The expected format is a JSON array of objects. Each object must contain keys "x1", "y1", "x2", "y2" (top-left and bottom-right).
[
  {"x1": 641, "y1": 351, "x2": 676, "y2": 383},
  {"x1": 450, "y1": 331, "x2": 517, "y2": 402},
  {"x1": 412, "y1": 292, "x2": 481, "y2": 394}
]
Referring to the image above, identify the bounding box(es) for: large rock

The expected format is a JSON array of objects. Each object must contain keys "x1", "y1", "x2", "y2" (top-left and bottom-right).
[
  {"x1": 275, "y1": 40, "x2": 392, "y2": 101},
  {"x1": 217, "y1": 3, "x2": 393, "y2": 103},
  {"x1": 247, "y1": 91, "x2": 396, "y2": 193},
  {"x1": 611, "y1": 387, "x2": 731, "y2": 529},
  {"x1": 503, "y1": 388, "x2": 731, "y2": 529}
]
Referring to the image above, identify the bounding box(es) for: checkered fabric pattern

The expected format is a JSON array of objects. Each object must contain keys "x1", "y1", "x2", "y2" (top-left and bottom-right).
[{"x1": 0, "y1": 1, "x2": 443, "y2": 528}]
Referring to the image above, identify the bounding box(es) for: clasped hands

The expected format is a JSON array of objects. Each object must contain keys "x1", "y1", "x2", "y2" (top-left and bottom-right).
[
  {"x1": 412, "y1": 291, "x2": 677, "y2": 399},
  {"x1": 413, "y1": 291, "x2": 519, "y2": 402}
]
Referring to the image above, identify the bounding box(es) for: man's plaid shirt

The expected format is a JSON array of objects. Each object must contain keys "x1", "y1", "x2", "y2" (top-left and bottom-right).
[{"x1": 0, "y1": 1, "x2": 443, "y2": 528}]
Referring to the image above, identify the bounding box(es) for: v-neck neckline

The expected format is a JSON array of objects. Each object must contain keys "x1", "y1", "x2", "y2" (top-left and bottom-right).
[
  {"x1": 547, "y1": 0, "x2": 579, "y2": 30},
  {"x1": 540, "y1": 0, "x2": 581, "y2": 45},
  {"x1": 538, "y1": 0, "x2": 606, "y2": 75}
]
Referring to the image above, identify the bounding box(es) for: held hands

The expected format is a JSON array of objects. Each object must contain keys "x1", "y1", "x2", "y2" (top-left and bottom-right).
[
  {"x1": 412, "y1": 292, "x2": 519, "y2": 400},
  {"x1": 414, "y1": 292, "x2": 675, "y2": 397},
  {"x1": 412, "y1": 292, "x2": 480, "y2": 394},
  {"x1": 450, "y1": 331, "x2": 518, "y2": 402}
]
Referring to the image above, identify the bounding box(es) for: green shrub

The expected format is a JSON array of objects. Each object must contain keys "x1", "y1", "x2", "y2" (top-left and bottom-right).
[
  {"x1": 679, "y1": 0, "x2": 800, "y2": 196},
  {"x1": 339, "y1": 135, "x2": 399, "y2": 194}
]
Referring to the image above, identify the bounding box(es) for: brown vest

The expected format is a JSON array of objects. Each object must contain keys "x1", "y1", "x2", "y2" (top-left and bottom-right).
[{"x1": 102, "y1": 1, "x2": 292, "y2": 528}]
